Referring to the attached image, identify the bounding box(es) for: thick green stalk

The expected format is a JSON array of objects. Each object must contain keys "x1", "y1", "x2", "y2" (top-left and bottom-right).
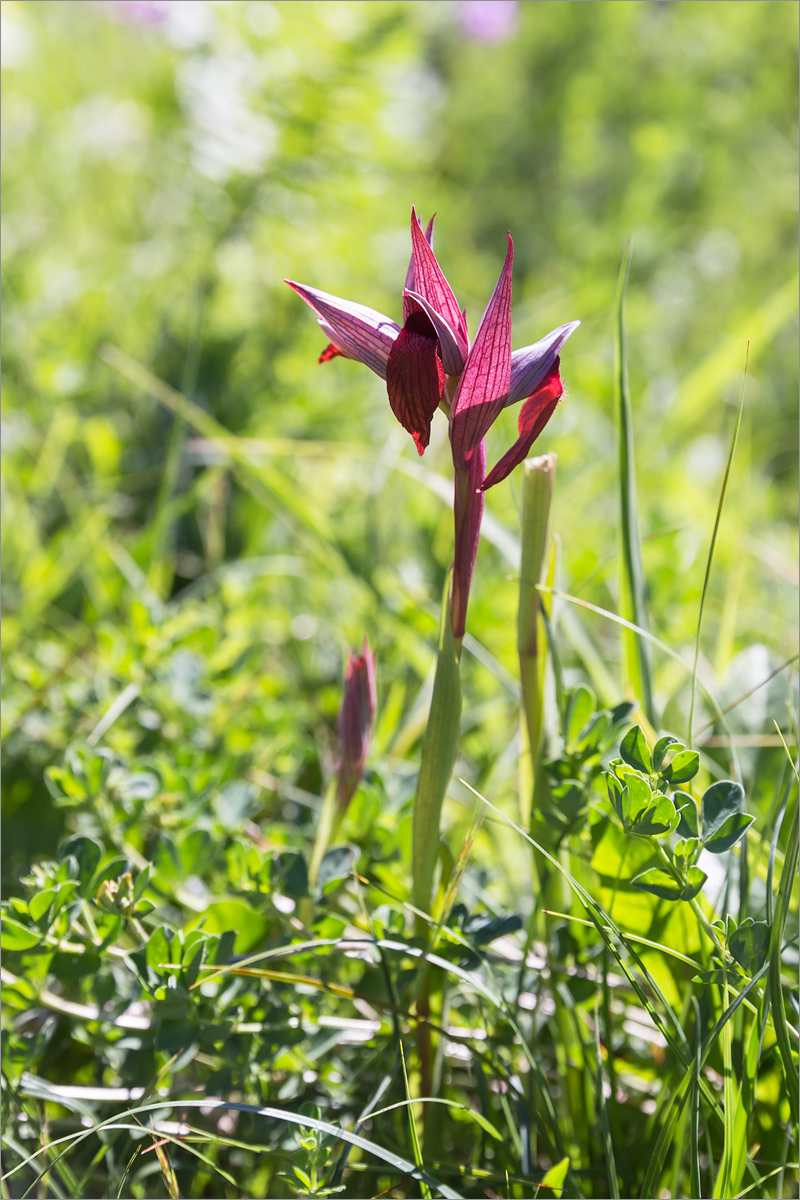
[
  {"x1": 518, "y1": 452, "x2": 556, "y2": 832},
  {"x1": 412, "y1": 569, "x2": 461, "y2": 1115},
  {"x1": 300, "y1": 780, "x2": 340, "y2": 929},
  {"x1": 412, "y1": 568, "x2": 462, "y2": 933}
]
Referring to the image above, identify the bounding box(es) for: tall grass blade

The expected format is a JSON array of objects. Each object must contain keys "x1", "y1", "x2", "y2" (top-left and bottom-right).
[
  {"x1": 615, "y1": 238, "x2": 655, "y2": 723},
  {"x1": 400, "y1": 1040, "x2": 432, "y2": 1200},
  {"x1": 712, "y1": 971, "x2": 736, "y2": 1198},
  {"x1": 690, "y1": 997, "x2": 702, "y2": 1199},
  {"x1": 593, "y1": 996, "x2": 620, "y2": 1199},
  {"x1": 100, "y1": 345, "x2": 344, "y2": 571},
  {"x1": 5, "y1": 1099, "x2": 464, "y2": 1200},
  {"x1": 146, "y1": 282, "x2": 205, "y2": 597},
  {"x1": 688, "y1": 344, "x2": 749, "y2": 746},
  {"x1": 768, "y1": 722, "x2": 799, "y2": 1139}
]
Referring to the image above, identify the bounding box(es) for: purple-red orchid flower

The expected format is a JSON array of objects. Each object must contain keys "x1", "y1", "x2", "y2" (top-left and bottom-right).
[
  {"x1": 336, "y1": 638, "x2": 377, "y2": 814},
  {"x1": 287, "y1": 210, "x2": 579, "y2": 637}
]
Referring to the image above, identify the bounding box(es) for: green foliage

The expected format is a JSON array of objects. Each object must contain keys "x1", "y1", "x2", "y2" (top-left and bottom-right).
[{"x1": 2, "y1": 2, "x2": 798, "y2": 1198}]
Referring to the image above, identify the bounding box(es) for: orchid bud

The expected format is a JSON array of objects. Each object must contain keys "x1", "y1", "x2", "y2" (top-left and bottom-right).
[{"x1": 336, "y1": 638, "x2": 376, "y2": 813}]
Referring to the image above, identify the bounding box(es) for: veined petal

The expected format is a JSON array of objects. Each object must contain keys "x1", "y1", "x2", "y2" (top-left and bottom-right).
[
  {"x1": 403, "y1": 289, "x2": 466, "y2": 375},
  {"x1": 386, "y1": 311, "x2": 445, "y2": 455},
  {"x1": 286, "y1": 280, "x2": 399, "y2": 380},
  {"x1": 451, "y1": 442, "x2": 486, "y2": 639},
  {"x1": 318, "y1": 319, "x2": 354, "y2": 361},
  {"x1": 506, "y1": 320, "x2": 580, "y2": 407},
  {"x1": 481, "y1": 358, "x2": 563, "y2": 490},
  {"x1": 409, "y1": 206, "x2": 464, "y2": 337},
  {"x1": 450, "y1": 234, "x2": 514, "y2": 464},
  {"x1": 404, "y1": 212, "x2": 435, "y2": 316}
]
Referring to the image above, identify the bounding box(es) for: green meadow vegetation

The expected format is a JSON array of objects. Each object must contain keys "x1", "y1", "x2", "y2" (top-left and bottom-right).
[{"x1": 1, "y1": 2, "x2": 798, "y2": 1197}]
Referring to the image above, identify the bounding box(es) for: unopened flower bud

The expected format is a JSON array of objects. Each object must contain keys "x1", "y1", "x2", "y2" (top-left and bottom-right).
[{"x1": 336, "y1": 638, "x2": 376, "y2": 813}]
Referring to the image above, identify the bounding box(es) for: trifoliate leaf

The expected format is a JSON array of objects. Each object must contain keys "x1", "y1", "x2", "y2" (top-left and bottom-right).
[{"x1": 620, "y1": 725, "x2": 652, "y2": 774}]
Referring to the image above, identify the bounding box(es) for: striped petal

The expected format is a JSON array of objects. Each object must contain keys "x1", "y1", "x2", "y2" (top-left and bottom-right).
[
  {"x1": 451, "y1": 441, "x2": 486, "y2": 639},
  {"x1": 450, "y1": 234, "x2": 514, "y2": 464},
  {"x1": 286, "y1": 280, "x2": 399, "y2": 380},
  {"x1": 409, "y1": 206, "x2": 466, "y2": 340},
  {"x1": 403, "y1": 212, "x2": 435, "y2": 319},
  {"x1": 506, "y1": 320, "x2": 579, "y2": 407}
]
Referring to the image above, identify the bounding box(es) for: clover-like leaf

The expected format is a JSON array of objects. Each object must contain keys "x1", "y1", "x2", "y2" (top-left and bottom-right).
[
  {"x1": 661, "y1": 749, "x2": 700, "y2": 785},
  {"x1": 692, "y1": 968, "x2": 749, "y2": 987},
  {"x1": 704, "y1": 811, "x2": 755, "y2": 855},
  {"x1": 605, "y1": 772, "x2": 625, "y2": 824},
  {"x1": 652, "y1": 735, "x2": 682, "y2": 772},
  {"x1": 576, "y1": 711, "x2": 610, "y2": 753},
  {"x1": 620, "y1": 725, "x2": 653, "y2": 774},
  {"x1": 728, "y1": 919, "x2": 770, "y2": 976},
  {"x1": 701, "y1": 780, "x2": 745, "y2": 839},
  {"x1": 673, "y1": 836, "x2": 701, "y2": 866},
  {"x1": 633, "y1": 866, "x2": 707, "y2": 902},
  {"x1": 675, "y1": 792, "x2": 699, "y2": 838},
  {"x1": 631, "y1": 793, "x2": 678, "y2": 837},
  {"x1": 566, "y1": 685, "x2": 595, "y2": 748},
  {"x1": 623, "y1": 772, "x2": 653, "y2": 827}
]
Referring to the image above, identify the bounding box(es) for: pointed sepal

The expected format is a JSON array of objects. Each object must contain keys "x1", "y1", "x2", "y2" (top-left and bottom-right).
[
  {"x1": 286, "y1": 280, "x2": 399, "y2": 380},
  {"x1": 409, "y1": 206, "x2": 466, "y2": 341},
  {"x1": 506, "y1": 320, "x2": 580, "y2": 407},
  {"x1": 450, "y1": 234, "x2": 514, "y2": 464}
]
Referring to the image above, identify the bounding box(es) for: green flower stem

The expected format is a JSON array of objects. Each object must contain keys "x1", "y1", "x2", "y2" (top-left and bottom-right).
[
  {"x1": 301, "y1": 780, "x2": 341, "y2": 930},
  {"x1": 412, "y1": 568, "x2": 462, "y2": 1120},
  {"x1": 412, "y1": 568, "x2": 462, "y2": 936}
]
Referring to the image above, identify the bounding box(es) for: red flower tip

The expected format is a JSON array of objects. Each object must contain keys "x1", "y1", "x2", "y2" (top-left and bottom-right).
[{"x1": 318, "y1": 343, "x2": 344, "y2": 364}]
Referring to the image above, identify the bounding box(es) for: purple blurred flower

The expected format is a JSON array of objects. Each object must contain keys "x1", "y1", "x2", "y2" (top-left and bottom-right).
[
  {"x1": 94, "y1": 1, "x2": 169, "y2": 26},
  {"x1": 459, "y1": 1, "x2": 519, "y2": 43},
  {"x1": 337, "y1": 639, "x2": 377, "y2": 813}
]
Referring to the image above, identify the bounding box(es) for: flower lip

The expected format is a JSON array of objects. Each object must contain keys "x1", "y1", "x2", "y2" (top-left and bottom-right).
[
  {"x1": 402, "y1": 288, "x2": 467, "y2": 376},
  {"x1": 386, "y1": 310, "x2": 446, "y2": 456}
]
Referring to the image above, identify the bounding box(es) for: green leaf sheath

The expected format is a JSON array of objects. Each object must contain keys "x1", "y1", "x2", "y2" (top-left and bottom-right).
[
  {"x1": 412, "y1": 569, "x2": 462, "y2": 933},
  {"x1": 768, "y1": 794, "x2": 800, "y2": 1136},
  {"x1": 518, "y1": 452, "x2": 556, "y2": 829}
]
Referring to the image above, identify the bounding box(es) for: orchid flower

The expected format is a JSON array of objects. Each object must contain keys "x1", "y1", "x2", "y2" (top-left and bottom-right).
[{"x1": 286, "y1": 210, "x2": 579, "y2": 636}]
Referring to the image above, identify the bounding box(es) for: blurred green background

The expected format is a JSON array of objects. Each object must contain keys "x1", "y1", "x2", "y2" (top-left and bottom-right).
[{"x1": 2, "y1": 0, "x2": 798, "y2": 883}]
